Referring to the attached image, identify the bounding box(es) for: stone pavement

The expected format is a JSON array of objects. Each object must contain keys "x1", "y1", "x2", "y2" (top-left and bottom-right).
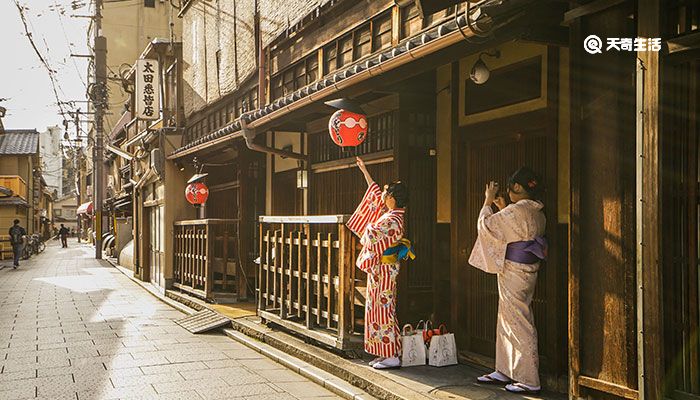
[{"x1": 0, "y1": 243, "x2": 344, "y2": 400}]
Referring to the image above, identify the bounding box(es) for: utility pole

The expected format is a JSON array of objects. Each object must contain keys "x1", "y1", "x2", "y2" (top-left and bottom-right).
[
  {"x1": 93, "y1": 0, "x2": 106, "y2": 259},
  {"x1": 73, "y1": 110, "x2": 82, "y2": 242}
]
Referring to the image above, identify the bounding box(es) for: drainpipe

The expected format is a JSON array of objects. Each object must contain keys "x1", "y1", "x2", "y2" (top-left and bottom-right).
[
  {"x1": 240, "y1": 118, "x2": 307, "y2": 161},
  {"x1": 635, "y1": 57, "x2": 646, "y2": 400}
]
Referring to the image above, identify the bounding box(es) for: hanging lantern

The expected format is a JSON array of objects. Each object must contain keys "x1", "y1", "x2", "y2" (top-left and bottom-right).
[
  {"x1": 328, "y1": 109, "x2": 368, "y2": 147},
  {"x1": 185, "y1": 182, "x2": 209, "y2": 205}
]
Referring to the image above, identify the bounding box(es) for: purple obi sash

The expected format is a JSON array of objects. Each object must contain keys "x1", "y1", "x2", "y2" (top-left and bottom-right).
[{"x1": 505, "y1": 236, "x2": 547, "y2": 264}]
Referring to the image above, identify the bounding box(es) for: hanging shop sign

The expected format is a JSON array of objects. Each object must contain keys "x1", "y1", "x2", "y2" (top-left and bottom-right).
[
  {"x1": 185, "y1": 182, "x2": 209, "y2": 205},
  {"x1": 328, "y1": 109, "x2": 368, "y2": 147},
  {"x1": 136, "y1": 59, "x2": 160, "y2": 120}
]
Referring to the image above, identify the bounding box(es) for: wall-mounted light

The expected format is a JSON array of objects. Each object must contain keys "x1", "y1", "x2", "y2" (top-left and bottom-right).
[
  {"x1": 296, "y1": 169, "x2": 308, "y2": 189},
  {"x1": 469, "y1": 50, "x2": 501, "y2": 85}
]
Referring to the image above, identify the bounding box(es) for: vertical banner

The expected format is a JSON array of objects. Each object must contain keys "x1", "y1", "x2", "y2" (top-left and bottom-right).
[{"x1": 136, "y1": 59, "x2": 160, "y2": 120}]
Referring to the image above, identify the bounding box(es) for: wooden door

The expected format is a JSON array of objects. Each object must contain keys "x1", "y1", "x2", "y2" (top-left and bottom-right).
[
  {"x1": 395, "y1": 88, "x2": 437, "y2": 324},
  {"x1": 661, "y1": 59, "x2": 700, "y2": 399},
  {"x1": 453, "y1": 111, "x2": 559, "y2": 371},
  {"x1": 569, "y1": 4, "x2": 639, "y2": 396},
  {"x1": 149, "y1": 205, "x2": 164, "y2": 288}
]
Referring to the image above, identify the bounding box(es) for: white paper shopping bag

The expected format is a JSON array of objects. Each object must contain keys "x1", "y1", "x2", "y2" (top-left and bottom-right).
[
  {"x1": 428, "y1": 324, "x2": 458, "y2": 367},
  {"x1": 401, "y1": 324, "x2": 427, "y2": 367}
]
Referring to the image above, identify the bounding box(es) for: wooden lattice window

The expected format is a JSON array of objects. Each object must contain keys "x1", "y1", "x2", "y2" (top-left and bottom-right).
[
  {"x1": 250, "y1": 87, "x2": 258, "y2": 109},
  {"x1": 306, "y1": 56, "x2": 319, "y2": 83},
  {"x1": 400, "y1": 3, "x2": 422, "y2": 39},
  {"x1": 271, "y1": 75, "x2": 284, "y2": 103},
  {"x1": 226, "y1": 102, "x2": 234, "y2": 122},
  {"x1": 236, "y1": 96, "x2": 247, "y2": 117},
  {"x1": 324, "y1": 43, "x2": 338, "y2": 75},
  {"x1": 294, "y1": 63, "x2": 306, "y2": 90},
  {"x1": 338, "y1": 35, "x2": 353, "y2": 68},
  {"x1": 372, "y1": 13, "x2": 393, "y2": 52},
  {"x1": 283, "y1": 69, "x2": 295, "y2": 95},
  {"x1": 353, "y1": 24, "x2": 372, "y2": 60},
  {"x1": 270, "y1": 53, "x2": 318, "y2": 102}
]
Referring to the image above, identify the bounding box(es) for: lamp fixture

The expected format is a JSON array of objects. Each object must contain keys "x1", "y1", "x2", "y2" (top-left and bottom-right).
[
  {"x1": 469, "y1": 50, "x2": 501, "y2": 85},
  {"x1": 296, "y1": 170, "x2": 308, "y2": 189}
]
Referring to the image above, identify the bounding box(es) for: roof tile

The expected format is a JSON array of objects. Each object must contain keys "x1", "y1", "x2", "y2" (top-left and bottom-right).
[{"x1": 0, "y1": 130, "x2": 40, "y2": 155}]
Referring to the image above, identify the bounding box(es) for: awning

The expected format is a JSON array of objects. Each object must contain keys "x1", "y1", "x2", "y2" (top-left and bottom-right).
[
  {"x1": 109, "y1": 111, "x2": 132, "y2": 139},
  {"x1": 0, "y1": 197, "x2": 29, "y2": 207},
  {"x1": 106, "y1": 144, "x2": 134, "y2": 161},
  {"x1": 77, "y1": 201, "x2": 94, "y2": 215}
]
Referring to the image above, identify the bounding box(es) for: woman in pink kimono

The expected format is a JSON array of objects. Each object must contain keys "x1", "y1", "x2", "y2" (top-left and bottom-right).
[
  {"x1": 470, "y1": 167, "x2": 547, "y2": 395},
  {"x1": 347, "y1": 157, "x2": 408, "y2": 370}
]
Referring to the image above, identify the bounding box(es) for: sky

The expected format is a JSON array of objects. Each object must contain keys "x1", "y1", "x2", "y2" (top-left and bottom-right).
[{"x1": 0, "y1": 0, "x2": 91, "y2": 133}]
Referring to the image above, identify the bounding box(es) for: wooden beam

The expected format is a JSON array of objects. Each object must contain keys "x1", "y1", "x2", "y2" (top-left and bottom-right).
[
  {"x1": 638, "y1": 0, "x2": 663, "y2": 398},
  {"x1": 563, "y1": 0, "x2": 627, "y2": 24},
  {"x1": 578, "y1": 376, "x2": 639, "y2": 399},
  {"x1": 666, "y1": 31, "x2": 700, "y2": 54},
  {"x1": 568, "y1": 15, "x2": 583, "y2": 399}
]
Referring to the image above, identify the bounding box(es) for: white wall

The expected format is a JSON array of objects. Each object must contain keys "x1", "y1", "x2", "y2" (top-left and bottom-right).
[{"x1": 40, "y1": 125, "x2": 63, "y2": 197}]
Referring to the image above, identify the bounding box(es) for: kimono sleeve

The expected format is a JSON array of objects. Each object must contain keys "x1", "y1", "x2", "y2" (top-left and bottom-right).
[
  {"x1": 362, "y1": 215, "x2": 403, "y2": 260},
  {"x1": 468, "y1": 204, "x2": 518, "y2": 274},
  {"x1": 346, "y1": 182, "x2": 385, "y2": 238}
]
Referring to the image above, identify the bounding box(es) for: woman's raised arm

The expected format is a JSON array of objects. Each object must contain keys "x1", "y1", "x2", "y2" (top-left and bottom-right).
[{"x1": 356, "y1": 157, "x2": 374, "y2": 186}]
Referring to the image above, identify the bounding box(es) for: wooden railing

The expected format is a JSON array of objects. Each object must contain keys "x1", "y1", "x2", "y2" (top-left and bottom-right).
[
  {"x1": 258, "y1": 215, "x2": 364, "y2": 351},
  {"x1": 173, "y1": 219, "x2": 240, "y2": 300},
  {"x1": 0, "y1": 176, "x2": 27, "y2": 200}
]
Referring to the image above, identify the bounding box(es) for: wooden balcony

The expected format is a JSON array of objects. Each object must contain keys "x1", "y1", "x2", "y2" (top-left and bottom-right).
[
  {"x1": 173, "y1": 219, "x2": 241, "y2": 301},
  {"x1": 0, "y1": 176, "x2": 27, "y2": 200},
  {"x1": 258, "y1": 215, "x2": 365, "y2": 351}
]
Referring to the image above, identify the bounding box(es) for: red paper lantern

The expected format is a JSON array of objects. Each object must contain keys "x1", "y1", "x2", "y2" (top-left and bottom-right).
[
  {"x1": 185, "y1": 182, "x2": 209, "y2": 205},
  {"x1": 328, "y1": 109, "x2": 367, "y2": 147}
]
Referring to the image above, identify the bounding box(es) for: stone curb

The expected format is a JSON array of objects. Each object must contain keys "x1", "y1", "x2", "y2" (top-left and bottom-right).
[
  {"x1": 222, "y1": 328, "x2": 374, "y2": 400},
  {"x1": 164, "y1": 291, "x2": 432, "y2": 400}
]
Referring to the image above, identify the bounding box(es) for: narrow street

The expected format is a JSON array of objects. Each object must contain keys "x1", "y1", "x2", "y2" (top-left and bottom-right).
[{"x1": 0, "y1": 242, "x2": 342, "y2": 400}]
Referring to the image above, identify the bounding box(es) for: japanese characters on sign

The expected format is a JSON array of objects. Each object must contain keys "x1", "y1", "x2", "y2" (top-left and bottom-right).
[
  {"x1": 136, "y1": 59, "x2": 160, "y2": 120},
  {"x1": 583, "y1": 35, "x2": 662, "y2": 55}
]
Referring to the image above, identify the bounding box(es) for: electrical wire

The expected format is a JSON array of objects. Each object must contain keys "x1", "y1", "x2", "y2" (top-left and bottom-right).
[
  {"x1": 13, "y1": 0, "x2": 70, "y2": 120},
  {"x1": 52, "y1": 0, "x2": 89, "y2": 90}
]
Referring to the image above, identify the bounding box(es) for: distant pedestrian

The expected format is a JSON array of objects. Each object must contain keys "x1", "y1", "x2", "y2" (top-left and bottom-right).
[
  {"x1": 8, "y1": 219, "x2": 26, "y2": 269},
  {"x1": 58, "y1": 224, "x2": 70, "y2": 248}
]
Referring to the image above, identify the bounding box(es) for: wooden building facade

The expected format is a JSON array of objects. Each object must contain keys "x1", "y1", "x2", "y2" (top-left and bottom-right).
[{"x1": 163, "y1": 0, "x2": 700, "y2": 398}]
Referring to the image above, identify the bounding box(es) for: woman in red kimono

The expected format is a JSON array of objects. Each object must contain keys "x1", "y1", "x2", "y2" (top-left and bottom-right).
[{"x1": 347, "y1": 157, "x2": 408, "y2": 370}]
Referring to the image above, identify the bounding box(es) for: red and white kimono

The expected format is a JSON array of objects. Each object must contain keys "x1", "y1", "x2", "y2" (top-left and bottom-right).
[{"x1": 347, "y1": 182, "x2": 405, "y2": 358}]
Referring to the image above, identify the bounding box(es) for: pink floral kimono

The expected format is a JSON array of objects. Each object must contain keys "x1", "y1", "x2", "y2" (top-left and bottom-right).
[
  {"x1": 347, "y1": 182, "x2": 405, "y2": 358},
  {"x1": 469, "y1": 199, "x2": 546, "y2": 387}
]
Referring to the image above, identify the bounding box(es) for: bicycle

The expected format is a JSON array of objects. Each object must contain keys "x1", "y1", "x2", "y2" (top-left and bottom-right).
[
  {"x1": 21, "y1": 236, "x2": 32, "y2": 260},
  {"x1": 32, "y1": 234, "x2": 46, "y2": 254},
  {"x1": 21, "y1": 234, "x2": 45, "y2": 259}
]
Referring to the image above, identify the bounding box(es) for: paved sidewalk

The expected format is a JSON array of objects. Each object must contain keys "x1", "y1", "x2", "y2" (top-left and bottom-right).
[{"x1": 0, "y1": 243, "x2": 343, "y2": 400}]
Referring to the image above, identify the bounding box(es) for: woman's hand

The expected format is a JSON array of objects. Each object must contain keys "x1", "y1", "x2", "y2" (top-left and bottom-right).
[
  {"x1": 483, "y1": 181, "x2": 499, "y2": 207},
  {"x1": 356, "y1": 157, "x2": 374, "y2": 186},
  {"x1": 494, "y1": 196, "x2": 507, "y2": 211},
  {"x1": 356, "y1": 156, "x2": 367, "y2": 171}
]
